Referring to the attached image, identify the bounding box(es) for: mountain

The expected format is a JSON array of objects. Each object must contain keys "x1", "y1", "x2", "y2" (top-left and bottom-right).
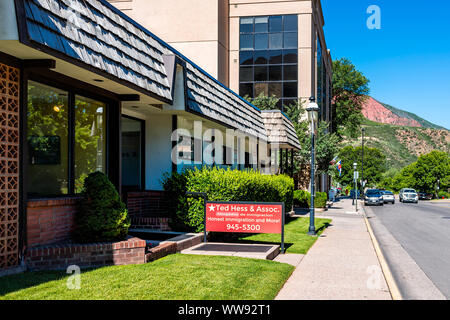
[
  {"x1": 343, "y1": 97, "x2": 450, "y2": 171},
  {"x1": 361, "y1": 97, "x2": 446, "y2": 130}
]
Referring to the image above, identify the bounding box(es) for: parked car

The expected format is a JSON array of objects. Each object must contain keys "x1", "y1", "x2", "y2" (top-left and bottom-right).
[
  {"x1": 399, "y1": 188, "x2": 419, "y2": 203},
  {"x1": 381, "y1": 190, "x2": 395, "y2": 204},
  {"x1": 418, "y1": 192, "x2": 433, "y2": 200},
  {"x1": 364, "y1": 189, "x2": 384, "y2": 206}
]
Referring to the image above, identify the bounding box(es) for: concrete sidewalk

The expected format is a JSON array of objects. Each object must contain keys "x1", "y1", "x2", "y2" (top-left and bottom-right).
[{"x1": 275, "y1": 198, "x2": 392, "y2": 300}]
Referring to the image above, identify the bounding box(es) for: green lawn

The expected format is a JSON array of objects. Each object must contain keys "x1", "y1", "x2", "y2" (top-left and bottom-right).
[
  {"x1": 235, "y1": 217, "x2": 331, "y2": 254},
  {"x1": 0, "y1": 254, "x2": 294, "y2": 300}
]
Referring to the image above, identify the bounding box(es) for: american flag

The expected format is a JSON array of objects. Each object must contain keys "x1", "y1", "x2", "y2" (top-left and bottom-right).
[{"x1": 336, "y1": 160, "x2": 342, "y2": 176}]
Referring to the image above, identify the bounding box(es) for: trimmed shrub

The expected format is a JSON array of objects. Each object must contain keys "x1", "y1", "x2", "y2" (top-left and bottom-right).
[
  {"x1": 438, "y1": 191, "x2": 450, "y2": 199},
  {"x1": 162, "y1": 167, "x2": 294, "y2": 232},
  {"x1": 307, "y1": 191, "x2": 328, "y2": 208},
  {"x1": 293, "y1": 190, "x2": 310, "y2": 208},
  {"x1": 73, "y1": 172, "x2": 130, "y2": 243}
]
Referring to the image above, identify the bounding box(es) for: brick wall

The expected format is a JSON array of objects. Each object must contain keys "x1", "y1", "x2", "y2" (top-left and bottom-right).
[
  {"x1": 27, "y1": 198, "x2": 79, "y2": 248},
  {"x1": 25, "y1": 237, "x2": 146, "y2": 271},
  {"x1": 127, "y1": 191, "x2": 171, "y2": 230}
]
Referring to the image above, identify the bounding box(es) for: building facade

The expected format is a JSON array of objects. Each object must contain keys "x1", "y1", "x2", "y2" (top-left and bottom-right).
[
  {"x1": 107, "y1": 0, "x2": 334, "y2": 191},
  {"x1": 0, "y1": 0, "x2": 300, "y2": 272}
]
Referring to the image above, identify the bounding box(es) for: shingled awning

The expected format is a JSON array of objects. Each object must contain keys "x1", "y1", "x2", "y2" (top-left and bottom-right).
[
  {"x1": 261, "y1": 110, "x2": 301, "y2": 150},
  {"x1": 18, "y1": 0, "x2": 173, "y2": 101}
]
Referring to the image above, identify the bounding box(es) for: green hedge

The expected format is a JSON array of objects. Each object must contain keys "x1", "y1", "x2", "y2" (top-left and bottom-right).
[
  {"x1": 293, "y1": 190, "x2": 327, "y2": 208},
  {"x1": 162, "y1": 167, "x2": 294, "y2": 232},
  {"x1": 437, "y1": 191, "x2": 450, "y2": 199}
]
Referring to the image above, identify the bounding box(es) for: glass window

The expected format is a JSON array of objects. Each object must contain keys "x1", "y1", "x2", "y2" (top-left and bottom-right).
[
  {"x1": 269, "y1": 82, "x2": 282, "y2": 97},
  {"x1": 269, "y1": 50, "x2": 282, "y2": 64},
  {"x1": 283, "y1": 82, "x2": 297, "y2": 97},
  {"x1": 239, "y1": 83, "x2": 254, "y2": 98},
  {"x1": 269, "y1": 66, "x2": 282, "y2": 81},
  {"x1": 121, "y1": 116, "x2": 144, "y2": 190},
  {"x1": 255, "y1": 34, "x2": 268, "y2": 50},
  {"x1": 27, "y1": 81, "x2": 69, "y2": 197},
  {"x1": 269, "y1": 33, "x2": 282, "y2": 49},
  {"x1": 284, "y1": 32, "x2": 298, "y2": 49},
  {"x1": 284, "y1": 15, "x2": 298, "y2": 32},
  {"x1": 254, "y1": 83, "x2": 268, "y2": 97},
  {"x1": 74, "y1": 96, "x2": 107, "y2": 193},
  {"x1": 240, "y1": 34, "x2": 253, "y2": 50},
  {"x1": 254, "y1": 50, "x2": 268, "y2": 64},
  {"x1": 254, "y1": 16, "x2": 268, "y2": 33},
  {"x1": 269, "y1": 16, "x2": 282, "y2": 32},
  {"x1": 27, "y1": 81, "x2": 109, "y2": 197},
  {"x1": 254, "y1": 66, "x2": 268, "y2": 81},
  {"x1": 283, "y1": 49, "x2": 297, "y2": 63},
  {"x1": 240, "y1": 66, "x2": 253, "y2": 82},
  {"x1": 283, "y1": 65, "x2": 297, "y2": 81},
  {"x1": 240, "y1": 51, "x2": 253, "y2": 65},
  {"x1": 240, "y1": 17, "x2": 253, "y2": 33}
]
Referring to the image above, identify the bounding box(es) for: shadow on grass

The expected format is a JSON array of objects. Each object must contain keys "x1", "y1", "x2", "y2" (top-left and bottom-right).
[{"x1": 0, "y1": 267, "x2": 100, "y2": 298}]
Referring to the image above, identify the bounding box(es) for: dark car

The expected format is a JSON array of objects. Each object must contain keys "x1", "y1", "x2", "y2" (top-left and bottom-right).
[
  {"x1": 418, "y1": 192, "x2": 433, "y2": 200},
  {"x1": 364, "y1": 189, "x2": 384, "y2": 206}
]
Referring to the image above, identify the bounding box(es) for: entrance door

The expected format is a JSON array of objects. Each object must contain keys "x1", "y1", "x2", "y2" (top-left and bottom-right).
[{"x1": 121, "y1": 116, "x2": 144, "y2": 192}]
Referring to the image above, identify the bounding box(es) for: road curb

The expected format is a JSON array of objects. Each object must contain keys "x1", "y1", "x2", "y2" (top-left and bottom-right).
[{"x1": 363, "y1": 209, "x2": 403, "y2": 300}]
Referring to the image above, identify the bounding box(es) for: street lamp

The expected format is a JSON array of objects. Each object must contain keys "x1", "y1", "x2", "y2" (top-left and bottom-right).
[{"x1": 306, "y1": 96, "x2": 319, "y2": 236}]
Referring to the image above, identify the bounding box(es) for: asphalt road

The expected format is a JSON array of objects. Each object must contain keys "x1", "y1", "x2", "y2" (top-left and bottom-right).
[{"x1": 367, "y1": 199, "x2": 450, "y2": 299}]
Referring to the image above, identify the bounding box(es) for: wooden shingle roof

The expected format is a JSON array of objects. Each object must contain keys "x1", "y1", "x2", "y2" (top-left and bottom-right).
[{"x1": 261, "y1": 110, "x2": 301, "y2": 150}]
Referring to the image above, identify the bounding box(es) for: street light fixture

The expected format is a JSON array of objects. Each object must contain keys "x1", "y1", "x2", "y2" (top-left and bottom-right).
[
  {"x1": 306, "y1": 96, "x2": 319, "y2": 236},
  {"x1": 353, "y1": 162, "x2": 358, "y2": 211},
  {"x1": 361, "y1": 127, "x2": 365, "y2": 198}
]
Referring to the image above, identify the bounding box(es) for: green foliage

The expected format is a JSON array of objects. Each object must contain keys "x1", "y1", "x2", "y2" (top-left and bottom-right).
[
  {"x1": 332, "y1": 58, "x2": 370, "y2": 138},
  {"x1": 162, "y1": 167, "x2": 294, "y2": 232},
  {"x1": 293, "y1": 190, "x2": 327, "y2": 208},
  {"x1": 381, "y1": 151, "x2": 450, "y2": 194},
  {"x1": 293, "y1": 190, "x2": 310, "y2": 208},
  {"x1": 437, "y1": 191, "x2": 450, "y2": 199},
  {"x1": 73, "y1": 172, "x2": 130, "y2": 243},
  {"x1": 308, "y1": 192, "x2": 328, "y2": 208},
  {"x1": 335, "y1": 146, "x2": 387, "y2": 187},
  {"x1": 243, "y1": 93, "x2": 279, "y2": 110}
]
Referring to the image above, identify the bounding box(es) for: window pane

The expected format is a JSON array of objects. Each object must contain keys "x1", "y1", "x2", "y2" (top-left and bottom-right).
[
  {"x1": 255, "y1": 33, "x2": 268, "y2": 50},
  {"x1": 240, "y1": 51, "x2": 254, "y2": 65},
  {"x1": 121, "y1": 117, "x2": 142, "y2": 190},
  {"x1": 269, "y1": 16, "x2": 282, "y2": 32},
  {"x1": 255, "y1": 16, "x2": 268, "y2": 33},
  {"x1": 269, "y1": 50, "x2": 282, "y2": 64},
  {"x1": 240, "y1": 17, "x2": 253, "y2": 33},
  {"x1": 239, "y1": 83, "x2": 254, "y2": 98},
  {"x1": 254, "y1": 83, "x2": 268, "y2": 97},
  {"x1": 254, "y1": 50, "x2": 268, "y2": 64},
  {"x1": 254, "y1": 66, "x2": 268, "y2": 81},
  {"x1": 269, "y1": 65, "x2": 282, "y2": 81},
  {"x1": 268, "y1": 82, "x2": 282, "y2": 98},
  {"x1": 74, "y1": 96, "x2": 106, "y2": 193},
  {"x1": 283, "y1": 82, "x2": 298, "y2": 97},
  {"x1": 284, "y1": 32, "x2": 298, "y2": 48},
  {"x1": 27, "y1": 81, "x2": 69, "y2": 197},
  {"x1": 269, "y1": 33, "x2": 282, "y2": 49},
  {"x1": 240, "y1": 34, "x2": 253, "y2": 50},
  {"x1": 284, "y1": 65, "x2": 298, "y2": 81},
  {"x1": 240, "y1": 66, "x2": 253, "y2": 82},
  {"x1": 282, "y1": 99, "x2": 297, "y2": 109},
  {"x1": 283, "y1": 49, "x2": 298, "y2": 63},
  {"x1": 284, "y1": 15, "x2": 298, "y2": 32}
]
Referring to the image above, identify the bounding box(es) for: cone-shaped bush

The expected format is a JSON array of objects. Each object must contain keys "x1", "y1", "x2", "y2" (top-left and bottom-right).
[{"x1": 73, "y1": 172, "x2": 130, "y2": 243}]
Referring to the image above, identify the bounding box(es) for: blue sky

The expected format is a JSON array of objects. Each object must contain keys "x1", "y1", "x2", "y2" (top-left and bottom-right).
[{"x1": 322, "y1": 0, "x2": 450, "y2": 129}]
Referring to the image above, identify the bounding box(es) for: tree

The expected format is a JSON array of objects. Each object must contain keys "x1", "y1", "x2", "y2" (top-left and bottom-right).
[
  {"x1": 244, "y1": 92, "x2": 279, "y2": 110},
  {"x1": 332, "y1": 58, "x2": 370, "y2": 138},
  {"x1": 335, "y1": 146, "x2": 387, "y2": 187}
]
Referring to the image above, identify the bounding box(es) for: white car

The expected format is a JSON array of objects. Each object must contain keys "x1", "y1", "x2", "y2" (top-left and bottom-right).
[
  {"x1": 399, "y1": 188, "x2": 418, "y2": 203},
  {"x1": 381, "y1": 190, "x2": 395, "y2": 204}
]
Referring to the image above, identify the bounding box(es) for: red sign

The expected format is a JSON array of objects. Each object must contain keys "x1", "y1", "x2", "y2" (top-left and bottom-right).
[{"x1": 205, "y1": 202, "x2": 284, "y2": 234}]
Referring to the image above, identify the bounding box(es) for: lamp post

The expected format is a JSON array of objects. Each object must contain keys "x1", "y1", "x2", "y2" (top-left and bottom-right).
[
  {"x1": 307, "y1": 97, "x2": 319, "y2": 236},
  {"x1": 353, "y1": 162, "x2": 358, "y2": 211}
]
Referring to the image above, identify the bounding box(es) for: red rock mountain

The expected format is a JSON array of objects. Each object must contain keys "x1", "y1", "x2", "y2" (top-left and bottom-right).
[{"x1": 362, "y1": 97, "x2": 422, "y2": 127}]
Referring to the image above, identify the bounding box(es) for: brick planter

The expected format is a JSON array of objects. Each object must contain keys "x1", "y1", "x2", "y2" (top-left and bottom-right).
[{"x1": 25, "y1": 237, "x2": 146, "y2": 271}]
